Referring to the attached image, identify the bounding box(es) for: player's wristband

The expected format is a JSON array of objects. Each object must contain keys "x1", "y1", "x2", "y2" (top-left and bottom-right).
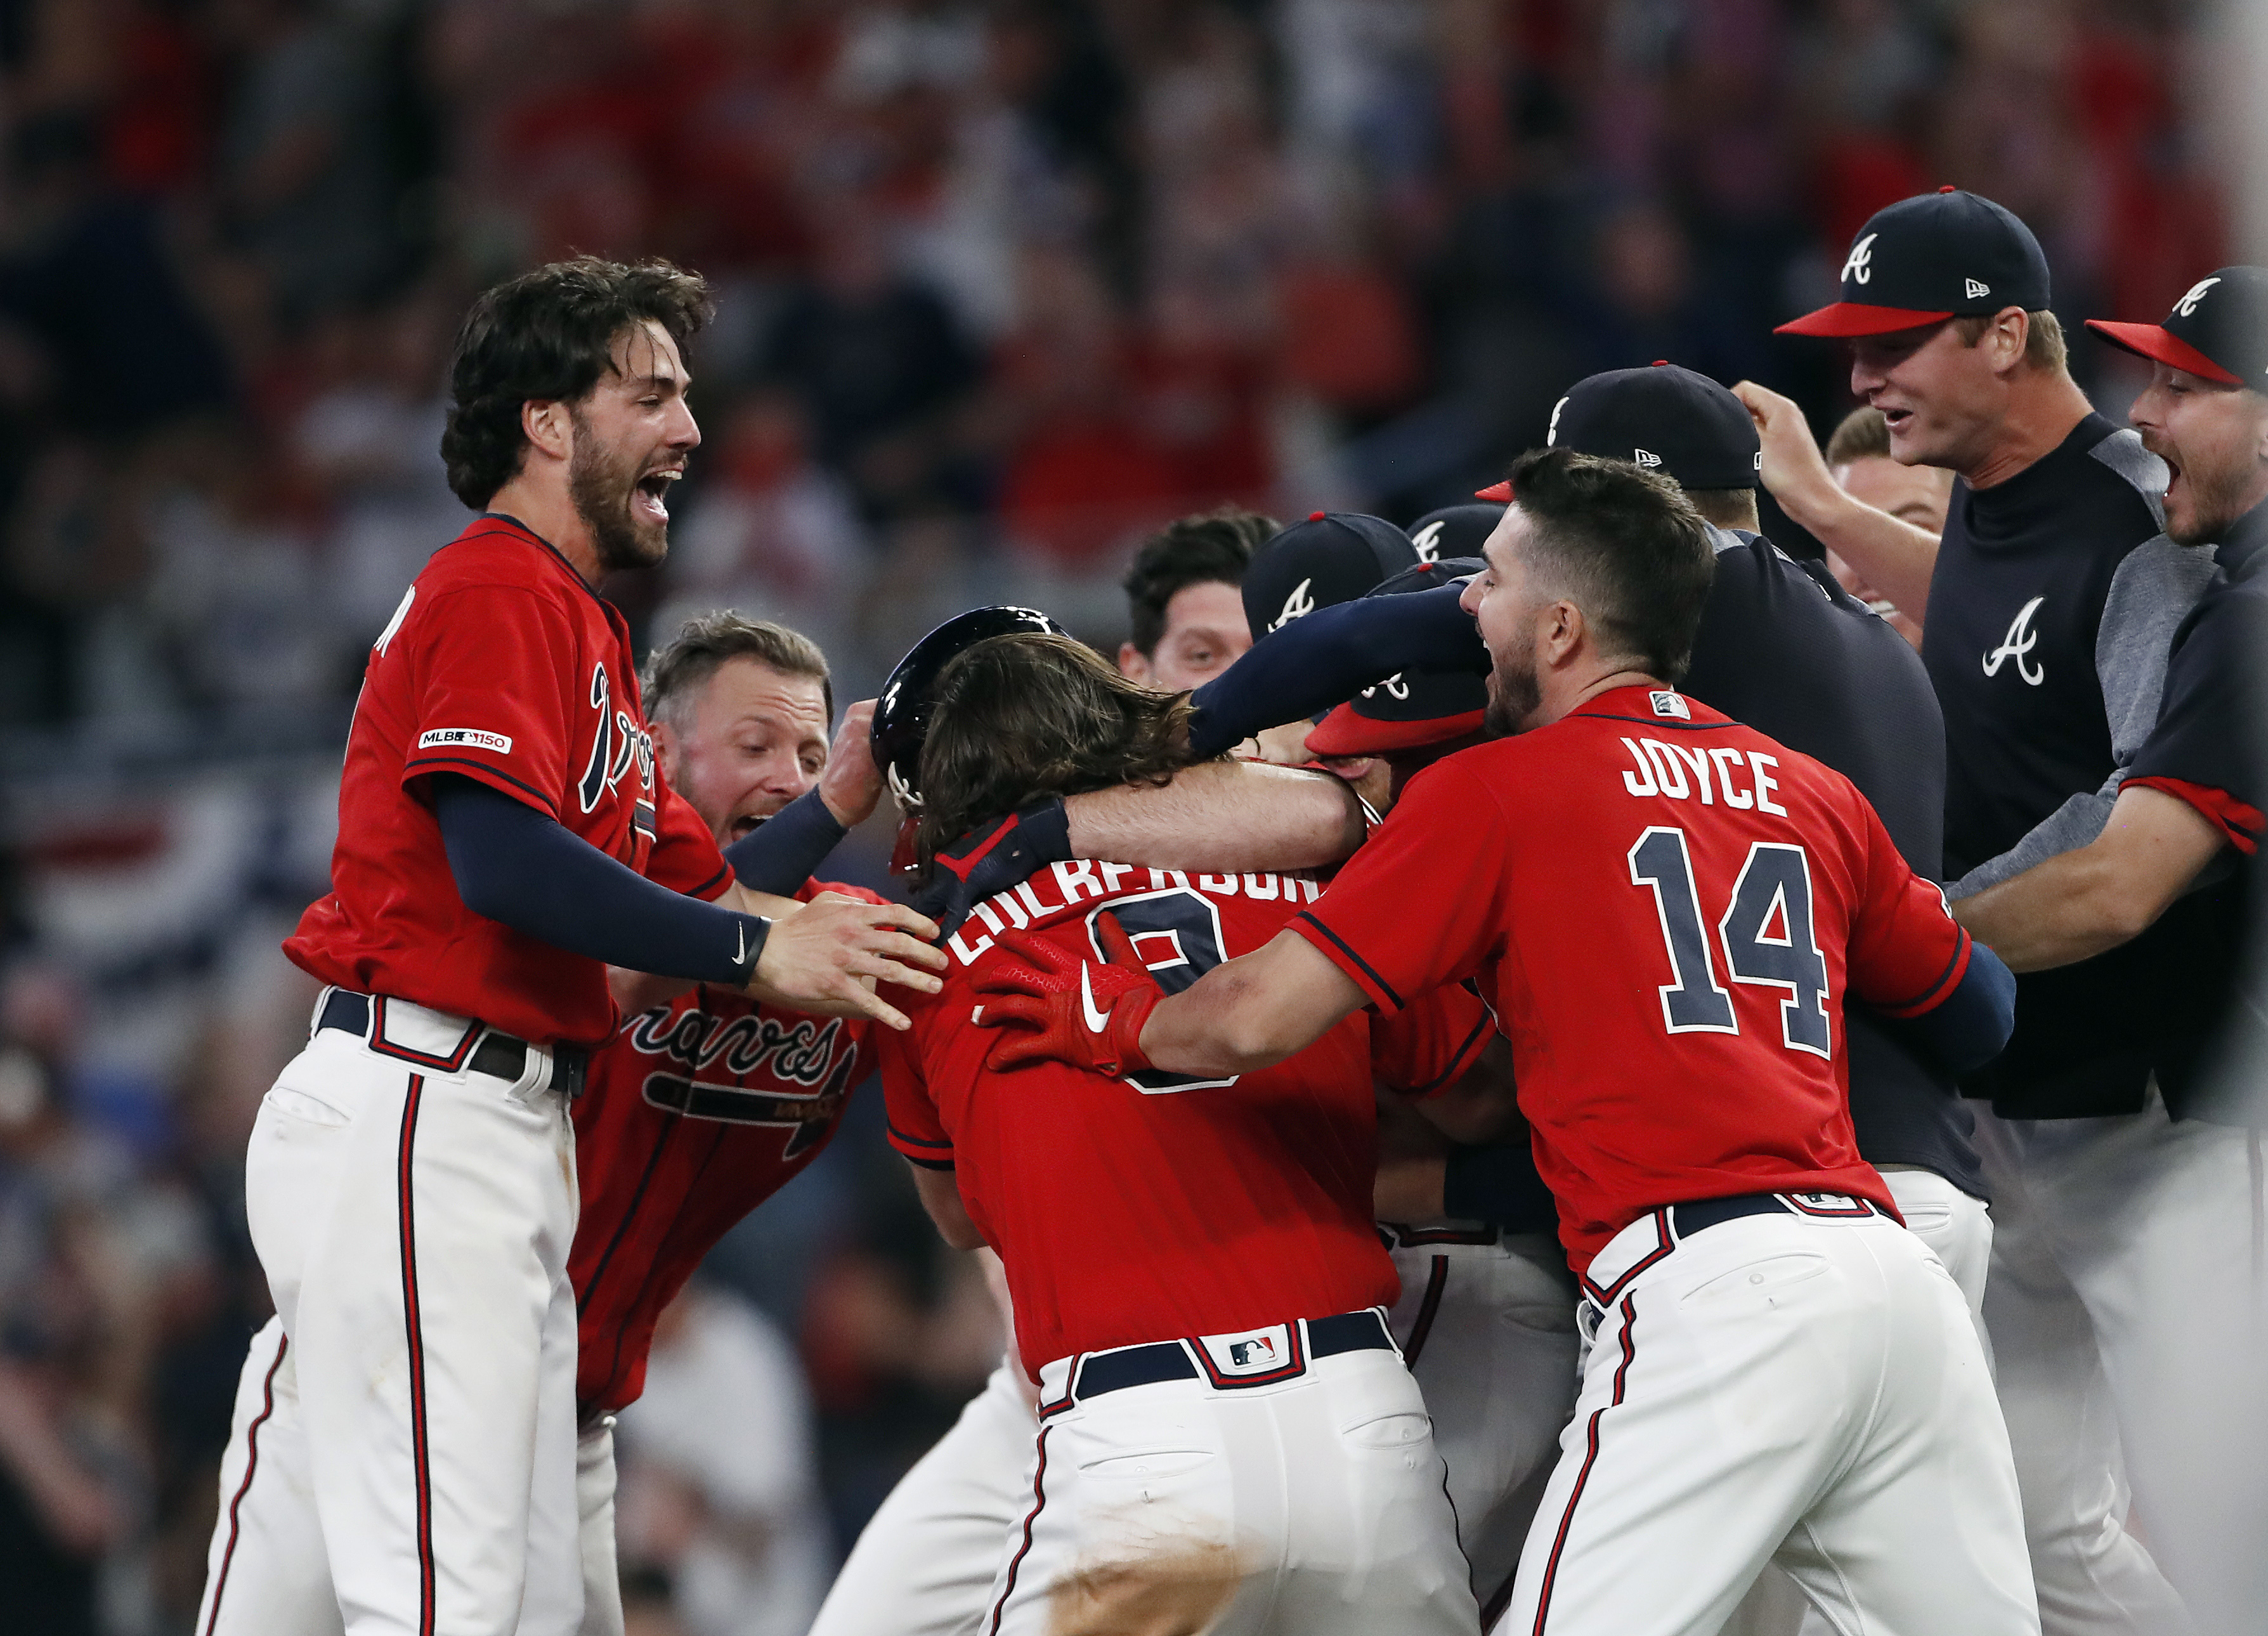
[
  {"x1": 726, "y1": 912, "x2": 774, "y2": 986},
  {"x1": 1441, "y1": 1142, "x2": 1558, "y2": 1235}
]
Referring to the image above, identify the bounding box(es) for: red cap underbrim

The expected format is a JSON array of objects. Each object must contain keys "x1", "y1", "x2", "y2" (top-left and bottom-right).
[
  {"x1": 1305, "y1": 703, "x2": 1487, "y2": 758},
  {"x1": 2083, "y1": 319, "x2": 2243, "y2": 386},
  {"x1": 1473, "y1": 481, "x2": 1513, "y2": 502},
  {"x1": 1774, "y1": 302, "x2": 1955, "y2": 338}
]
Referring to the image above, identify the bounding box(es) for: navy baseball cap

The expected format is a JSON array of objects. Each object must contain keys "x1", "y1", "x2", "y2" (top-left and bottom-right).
[
  {"x1": 1242, "y1": 512, "x2": 1419, "y2": 640},
  {"x1": 1406, "y1": 504, "x2": 1504, "y2": 564},
  {"x1": 1305, "y1": 559, "x2": 1489, "y2": 756},
  {"x1": 1518, "y1": 362, "x2": 1761, "y2": 491},
  {"x1": 1778, "y1": 188, "x2": 2051, "y2": 338},
  {"x1": 2087, "y1": 267, "x2": 2268, "y2": 391}
]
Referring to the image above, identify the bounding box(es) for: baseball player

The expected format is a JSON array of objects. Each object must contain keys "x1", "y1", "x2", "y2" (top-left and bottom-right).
[
  {"x1": 1947, "y1": 269, "x2": 2268, "y2": 1636},
  {"x1": 979, "y1": 448, "x2": 2037, "y2": 1634},
  {"x1": 200, "y1": 609, "x2": 895, "y2": 1636},
  {"x1": 204, "y1": 258, "x2": 943, "y2": 1636},
  {"x1": 1117, "y1": 509, "x2": 1277, "y2": 690},
  {"x1": 885, "y1": 628, "x2": 1491, "y2": 1635},
  {"x1": 1764, "y1": 195, "x2": 2231, "y2": 1636}
]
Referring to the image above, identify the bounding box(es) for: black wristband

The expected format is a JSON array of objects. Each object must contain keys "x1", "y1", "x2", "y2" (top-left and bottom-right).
[
  {"x1": 1441, "y1": 1143, "x2": 1558, "y2": 1235},
  {"x1": 726, "y1": 912, "x2": 774, "y2": 986}
]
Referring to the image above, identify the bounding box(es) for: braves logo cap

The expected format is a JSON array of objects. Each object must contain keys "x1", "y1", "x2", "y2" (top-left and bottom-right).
[
  {"x1": 1406, "y1": 503, "x2": 1504, "y2": 564},
  {"x1": 1480, "y1": 362, "x2": 1761, "y2": 494},
  {"x1": 1305, "y1": 559, "x2": 1490, "y2": 757},
  {"x1": 1241, "y1": 512, "x2": 1419, "y2": 643},
  {"x1": 1777, "y1": 187, "x2": 2051, "y2": 339},
  {"x1": 2085, "y1": 267, "x2": 2268, "y2": 391}
]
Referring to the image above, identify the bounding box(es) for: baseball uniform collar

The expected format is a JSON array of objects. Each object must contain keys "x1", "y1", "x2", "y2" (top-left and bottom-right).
[
  {"x1": 476, "y1": 511, "x2": 617, "y2": 609},
  {"x1": 2219, "y1": 497, "x2": 2268, "y2": 579}
]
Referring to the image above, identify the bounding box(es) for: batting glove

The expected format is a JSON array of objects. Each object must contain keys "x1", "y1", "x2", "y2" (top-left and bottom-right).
[
  {"x1": 972, "y1": 913, "x2": 1161, "y2": 1077},
  {"x1": 911, "y1": 798, "x2": 1073, "y2": 938}
]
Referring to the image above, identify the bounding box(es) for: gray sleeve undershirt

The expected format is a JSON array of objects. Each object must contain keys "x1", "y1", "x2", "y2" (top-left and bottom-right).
[{"x1": 1946, "y1": 535, "x2": 2217, "y2": 900}]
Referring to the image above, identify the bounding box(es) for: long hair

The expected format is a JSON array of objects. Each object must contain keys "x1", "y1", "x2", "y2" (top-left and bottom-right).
[{"x1": 915, "y1": 633, "x2": 1197, "y2": 872}]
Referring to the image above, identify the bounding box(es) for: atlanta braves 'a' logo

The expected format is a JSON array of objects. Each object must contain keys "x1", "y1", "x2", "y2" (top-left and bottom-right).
[
  {"x1": 2175, "y1": 276, "x2": 2221, "y2": 318},
  {"x1": 1842, "y1": 232, "x2": 1878, "y2": 287},
  {"x1": 1410, "y1": 520, "x2": 1444, "y2": 563},
  {"x1": 1270, "y1": 577, "x2": 1316, "y2": 632},
  {"x1": 578, "y1": 663, "x2": 654, "y2": 814},
  {"x1": 1982, "y1": 596, "x2": 2047, "y2": 686}
]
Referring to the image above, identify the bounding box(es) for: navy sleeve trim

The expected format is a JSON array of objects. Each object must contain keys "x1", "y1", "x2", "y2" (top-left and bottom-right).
[
  {"x1": 887, "y1": 1121, "x2": 955, "y2": 1153},
  {"x1": 1393, "y1": 1007, "x2": 1493, "y2": 1097},
  {"x1": 686, "y1": 862, "x2": 733, "y2": 900},
  {"x1": 1870, "y1": 928, "x2": 1971, "y2": 1017},
  {"x1": 404, "y1": 755, "x2": 559, "y2": 816},
  {"x1": 1295, "y1": 911, "x2": 1405, "y2": 1011}
]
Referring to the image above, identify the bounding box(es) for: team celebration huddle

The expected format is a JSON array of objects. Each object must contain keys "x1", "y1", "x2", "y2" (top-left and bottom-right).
[{"x1": 193, "y1": 188, "x2": 2268, "y2": 1636}]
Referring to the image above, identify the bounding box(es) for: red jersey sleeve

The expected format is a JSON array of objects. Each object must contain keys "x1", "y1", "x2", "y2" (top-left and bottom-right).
[
  {"x1": 878, "y1": 1023, "x2": 954, "y2": 1170},
  {"x1": 1371, "y1": 982, "x2": 1495, "y2": 1098},
  {"x1": 1291, "y1": 759, "x2": 1514, "y2": 1012},
  {"x1": 1844, "y1": 797, "x2": 1974, "y2": 1019},
  {"x1": 645, "y1": 780, "x2": 732, "y2": 899},
  {"x1": 400, "y1": 585, "x2": 581, "y2": 816}
]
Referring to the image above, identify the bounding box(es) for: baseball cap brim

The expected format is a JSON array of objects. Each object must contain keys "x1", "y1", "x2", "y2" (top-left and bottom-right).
[
  {"x1": 1305, "y1": 703, "x2": 1487, "y2": 757},
  {"x1": 1774, "y1": 302, "x2": 1956, "y2": 338},
  {"x1": 2083, "y1": 319, "x2": 2243, "y2": 387},
  {"x1": 1473, "y1": 481, "x2": 1512, "y2": 502}
]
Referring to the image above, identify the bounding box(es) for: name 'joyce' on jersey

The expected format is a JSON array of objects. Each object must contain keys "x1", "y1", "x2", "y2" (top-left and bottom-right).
[{"x1": 1618, "y1": 735, "x2": 1789, "y2": 815}]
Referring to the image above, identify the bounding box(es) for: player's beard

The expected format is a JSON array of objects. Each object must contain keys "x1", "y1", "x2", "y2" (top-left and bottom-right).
[
  {"x1": 1483, "y1": 627, "x2": 1542, "y2": 737},
  {"x1": 569, "y1": 408, "x2": 670, "y2": 573},
  {"x1": 2142, "y1": 424, "x2": 2258, "y2": 547}
]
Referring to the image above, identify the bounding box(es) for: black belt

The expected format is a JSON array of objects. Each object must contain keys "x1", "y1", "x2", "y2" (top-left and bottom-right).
[
  {"x1": 1072, "y1": 1309, "x2": 1394, "y2": 1401},
  {"x1": 1667, "y1": 1191, "x2": 1877, "y2": 1240},
  {"x1": 317, "y1": 989, "x2": 588, "y2": 1098}
]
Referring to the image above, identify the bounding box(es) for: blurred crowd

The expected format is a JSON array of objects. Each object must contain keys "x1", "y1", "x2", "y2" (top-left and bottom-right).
[{"x1": 0, "y1": 1, "x2": 2234, "y2": 1631}]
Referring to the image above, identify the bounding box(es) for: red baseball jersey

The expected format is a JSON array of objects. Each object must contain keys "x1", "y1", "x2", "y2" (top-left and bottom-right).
[
  {"x1": 285, "y1": 516, "x2": 730, "y2": 1046},
  {"x1": 1293, "y1": 685, "x2": 1973, "y2": 1273},
  {"x1": 570, "y1": 880, "x2": 881, "y2": 1413},
  {"x1": 883, "y1": 860, "x2": 1494, "y2": 1376}
]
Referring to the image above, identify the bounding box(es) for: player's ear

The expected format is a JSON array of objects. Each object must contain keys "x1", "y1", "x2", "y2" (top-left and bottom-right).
[
  {"x1": 522, "y1": 398, "x2": 573, "y2": 464},
  {"x1": 1118, "y1": 642, "x2": 1152, "y2": 684}
]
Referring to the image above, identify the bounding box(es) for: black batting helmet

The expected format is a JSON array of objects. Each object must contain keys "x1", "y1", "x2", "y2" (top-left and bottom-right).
[{"x1": 872, "y1": 606, "x2": 1071, "y2": 810}]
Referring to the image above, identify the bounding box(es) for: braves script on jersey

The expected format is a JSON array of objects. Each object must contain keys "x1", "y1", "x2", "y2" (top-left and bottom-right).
[
  {"x1": 571, "y1": 881, "x2": 880, "y2": 1414},
  {"x1": 1293, "y1": 686, "x2": 1975, "y2": 1271},
  {"x1": 285, "y1": 514, "x2": 729, "y2": 1046},
  {"x1": 882, "y1": 863, "x2": 1492, "y2": 1374}
]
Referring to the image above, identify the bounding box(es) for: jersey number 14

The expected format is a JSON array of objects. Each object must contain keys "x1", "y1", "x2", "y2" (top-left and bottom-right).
[{"x1": 1629, "y1": 827, "x2": 1831, "y2": 1058}]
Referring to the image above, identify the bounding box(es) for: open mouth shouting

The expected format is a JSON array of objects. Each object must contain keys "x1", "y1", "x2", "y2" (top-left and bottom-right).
[{"x1": 634, "y1": 465, "x2": 682, "y2": 528}]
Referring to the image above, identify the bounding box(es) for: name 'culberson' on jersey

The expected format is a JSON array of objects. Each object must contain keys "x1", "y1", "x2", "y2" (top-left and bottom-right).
[{"x1": 883, "y1": 862, "x2": 1493, "y2": 1377}]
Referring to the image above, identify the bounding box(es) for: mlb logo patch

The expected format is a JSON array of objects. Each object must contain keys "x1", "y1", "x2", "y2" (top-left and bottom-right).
[
  {"x1": 1648, "y1": 691, "x2": 1690, "y2": 719},
  {"x1": 1198, "y1": 1323, "x2": 1298, "y2": 1382}
]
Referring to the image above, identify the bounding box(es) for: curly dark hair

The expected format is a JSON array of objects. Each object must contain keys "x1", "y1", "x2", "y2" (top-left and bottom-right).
[
  {"x1": 440, "y1": 256, "x2": 715, "y2": 509},
  {"x1": 915, "y1": 633, "x2": 1198, "y2": 871},
  {"x1": 1499, "y1": 446, "x2": 1717, "y2": 683},
  {"x1": 1121, "y1": 507, "x2": 1277, "y2": 657}
]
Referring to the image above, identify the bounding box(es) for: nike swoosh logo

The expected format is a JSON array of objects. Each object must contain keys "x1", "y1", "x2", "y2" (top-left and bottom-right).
[
  {"x1": 1079, "y1": 964, "x2": 1109, "y2": 1034},
  {"x1": 734, "y1": 920, "x2": 748, "y2": 966}
]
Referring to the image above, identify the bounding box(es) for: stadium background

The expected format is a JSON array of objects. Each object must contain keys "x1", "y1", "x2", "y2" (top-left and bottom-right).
[{"x1": 0, "y1": 2, "x2": 2260, "y2": 1632}]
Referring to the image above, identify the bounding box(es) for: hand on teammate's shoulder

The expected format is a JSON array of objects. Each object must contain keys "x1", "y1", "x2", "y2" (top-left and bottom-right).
[{"x1": 911, "y1": 798, "x2": 1074, "y2": 937}]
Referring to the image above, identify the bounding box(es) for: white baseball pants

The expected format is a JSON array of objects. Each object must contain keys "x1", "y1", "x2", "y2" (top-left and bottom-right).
[
  {"x1": 1974, "y1": 1094, "x2": 2268, "y2": 1636},
  {"x1": 805, "y1": 1356, "x2": 1038, "y2": 1636},
  {"x1": 1385, "y1": 1226, "x2": 1580, "y2": 1623},
  {"x1": 238, "y1": 997, "x2": 584, "y2": 1636},
  {"x1": 1723, "y1": 1165, "x2": 1999, "y2": 1636},
  {"x1": 989, "y1": 1323, "x2": 1477, "y2": 1635},
  {"x1": 1496, "y1": 1200, "x2": 2037, "y2": 1636},
  {"x1": 197, "y1": 1313, "x2": 625, "y2": 1636}
]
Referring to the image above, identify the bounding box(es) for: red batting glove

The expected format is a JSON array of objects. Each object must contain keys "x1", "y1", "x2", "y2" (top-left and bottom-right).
[{"x1": 973, "y1": 913, "x2": 1161, "y2": 1077}]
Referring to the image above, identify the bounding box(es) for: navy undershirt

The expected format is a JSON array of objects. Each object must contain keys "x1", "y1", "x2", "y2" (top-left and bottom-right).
[{"x1": 431, "y1": 774, "x2": 763, "y2": 985}]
